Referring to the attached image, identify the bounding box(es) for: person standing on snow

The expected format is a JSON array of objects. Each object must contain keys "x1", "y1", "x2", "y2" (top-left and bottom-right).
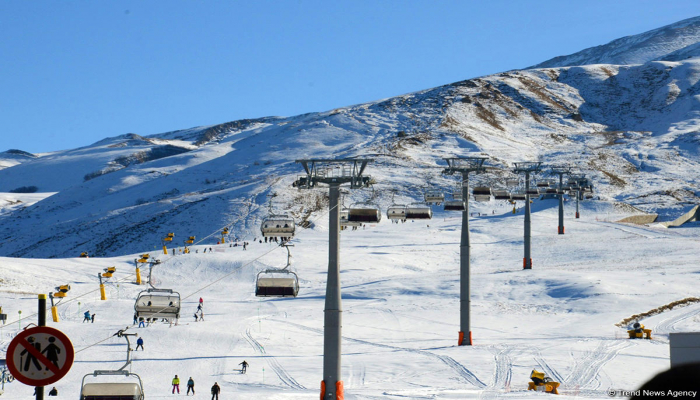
[
  {"x1": 136, "y1": 337, "x2": 144, "y2": 351},
  {"x1": 186, "y1": 377, "x2": 195, "y2": 395},
  {"x1": 210, "y1": 382, "x2": 220, "y2": 400},
  {"x1": 83, "y1": 311, "x2": 91, "y2": 323},
  {"x1": 172, "y1": 375, "x2": 180, "y2": 394},
  {"x1": 239, "y1": 360, "x2": 248, "y2": 373}
]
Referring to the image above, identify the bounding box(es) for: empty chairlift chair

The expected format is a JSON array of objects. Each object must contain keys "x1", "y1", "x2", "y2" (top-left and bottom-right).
[
  {"x1": 424, "y1": 191, "x2": 444, "y2": 206},
  {"x1": 260, "y1": 214, "x2": 296, "y2": 239},
  {"x1": 255, "y1": 245, "x2": 299, "y2": 297},
  {"x1": 347, "y1": 205, "x2": 382, "y2": 224},
  {"x1": 511, "y1": 191, "x2": 527, "y2": 201},
  {"x1": 443, "y1": 200, "x2": 466, "y2": 212},
  {"x1": 134, "y1": 289, "x2": 181, "y2": 320},
  {"x1": 472, "y1": 186, "x2": 492, "y2": 202},
  {"x1": 386, "y1": 204, "x2": 407, "y2": 222},
  {"x1": 405, "y1": 203, "x2": 433, "y2": 220},
  {"x1": 492, "y1": 189, "x2": 511, "y2": 200},
  {"x1": 81, "y1": 371, "x2": 144, "y2": 400}
]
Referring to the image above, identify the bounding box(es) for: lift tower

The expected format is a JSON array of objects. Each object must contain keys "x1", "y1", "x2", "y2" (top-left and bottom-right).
[
  {"x1": 294, "y1": 158, "x2": 373, "y2": 400},
  {"x1": 570, "y1": 174, "x2": 586, "y2": 219},
  {"x1": 550, "y1": 165, "x2": 572, "y2": 234},
  {"x1": 513, "y1": 162, "x2": 543, "y2": 269},
  {"x1": 442, "y1": 155, "x2": 487, "y2": 346}
]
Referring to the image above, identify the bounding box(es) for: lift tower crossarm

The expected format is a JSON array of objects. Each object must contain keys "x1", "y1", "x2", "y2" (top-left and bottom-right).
[
  {"x1": 442, "y1": 155, "x2": 488, "y2": 346},
  {"x1": 513, "y1": 162, "x2": 543, "y2": 270},
  {"x1": 294, "y1": 158, "x2": 373, "y2": 400}
]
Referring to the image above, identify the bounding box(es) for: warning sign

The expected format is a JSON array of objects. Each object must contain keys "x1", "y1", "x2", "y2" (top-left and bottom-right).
[{"x1": 5, "y1": 326, "x2": 74, "y2": 386}]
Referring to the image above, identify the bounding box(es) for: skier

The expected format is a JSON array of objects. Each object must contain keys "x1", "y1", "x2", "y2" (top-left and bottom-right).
[
  {"x1": 186, "y1": 377, "x2": 195, "y2": 395},
  {"x1": 136, "y1": 337, "x2": 144, "y2": 351},
  {"x1": 239, "y1": 360, "x2": 248, "y2": 373},
  {"x1": 198, "y1": 310, "x2": 204, "y2": 321},
  {"x1": 193, "y1": 312, "x2": 199, "y2": 322},
  {"x1": 199, "y1": 297, "x2": 204, "y2": 306},
  {"x1": 83, "y1": 311, "x2": 91, "y2": 323},
  {"x1": 138, "y1": 317, "x2": 145, "y2": 328},
  {"x1": 48, "y1": 387, "x2": 58, "y2": 396},
  {"x1": 172, "y1": 375, "x2": 180, "y2": 394},
  {"x1": 197, "y1": 303, "x2": 202, "y2": 312},
  {"x1": 211, "y1": 382, "x2": 220, "y2": 400},
  {"x1": 243, "y1": 242, "x2": 247, "y2": 250},
  {"x1": 91, "y1": 313, "x2": 95, "y2": 323},
  {"x1": 133, "y1": 313, "x2": 138, "y2": 325}
]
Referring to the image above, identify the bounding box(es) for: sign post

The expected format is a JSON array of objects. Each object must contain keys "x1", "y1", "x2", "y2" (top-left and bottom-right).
[{"x1": 5, "y1": 296, "x2": 74, "y2": 394}]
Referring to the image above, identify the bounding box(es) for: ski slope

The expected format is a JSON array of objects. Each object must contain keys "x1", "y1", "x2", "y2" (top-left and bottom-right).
[{"x1": 0, "y1": 198, "x2": 697, "y2": 399}]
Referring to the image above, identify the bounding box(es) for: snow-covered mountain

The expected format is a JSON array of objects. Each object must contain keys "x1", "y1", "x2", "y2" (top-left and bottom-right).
[
  {"x1": 1, "y1": 19, "x2": 700, "y2": 259},
  {"x1": 531, "y1": 16, "x2": 700, "y2": 68}
]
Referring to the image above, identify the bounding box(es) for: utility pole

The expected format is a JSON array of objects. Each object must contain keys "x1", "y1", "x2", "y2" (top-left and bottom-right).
[
  {"x1": 513, "y1": 162, "x2": 543, "y2": 269},
  {"x1": 550, "y1": 166, "x2": 572, "y2": 234},
  {"x1": 442, "y1": 156, "x2": 487, "y2": 346},
  {"x1": 294, "y1": 158, "x2": 373, "y2": 400}
]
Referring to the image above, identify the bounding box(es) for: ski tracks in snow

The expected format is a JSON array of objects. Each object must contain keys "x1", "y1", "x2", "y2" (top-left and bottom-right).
[
  {"x1": 274, "y1": 319, "x2": 487, "y2": 389},
  {"x1": 243, "y1": 328, "x2": 306, "y2": 390},
  {"x1": 653, "y1": 303, "x2": 700, "y2": 338},
  {"x1": 564, "y1": 340, "x2": 633, "y2": 390},
  {"x1": 486, "y1": 345, "x2": 513, "y2": 390}
]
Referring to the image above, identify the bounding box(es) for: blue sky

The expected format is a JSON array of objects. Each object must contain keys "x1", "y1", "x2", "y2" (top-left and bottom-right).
[{"x1": 2, "y1": 1, "x2": 699, "y2": 153}]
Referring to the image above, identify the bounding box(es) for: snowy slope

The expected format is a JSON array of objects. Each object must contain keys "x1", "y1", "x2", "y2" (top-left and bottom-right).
[
  {"x1": 0, "y1": 199, "x2": 698, "y2": 399},
  {"x1": 531, "y1": 16, "x2": 700, "y2": 68}
]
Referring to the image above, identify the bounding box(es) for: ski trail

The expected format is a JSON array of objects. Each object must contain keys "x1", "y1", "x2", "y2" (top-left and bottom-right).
[
  {"x1": 653, "y1": 303, "x2": 700, "y2": 337},
  {"x1": 532, "y1": 348, "x2": 564, "y2": 384},
  {"x1": 244, "y1": 328, "x2": 306, "y2": 390},
  {"x1": 564, "y1": 340, "x2": 633, "y2": 389},
  {"x1": 275, "y1": 319, "x2": 487, "y2": 388},
  {"x1": 487, "y1": 345, "x2": 513, "y2": 389}
]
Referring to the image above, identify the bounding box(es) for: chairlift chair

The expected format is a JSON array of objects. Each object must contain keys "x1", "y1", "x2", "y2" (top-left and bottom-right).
[
  {"x1": 424, "y1": 191, "x2": 444, "y2": 205},
  {"x1": 511, "y1": 191, "x2": 527, "y2": 201},
  {"x1": 81, "y1": 371, "x2": 144, "y2": 400},
  {"x1": 255, "y1": 245, "x2": 299, "y2": 297},
  {"x1": 506, "y1": 178, "x2": 519, "y2": 187},
  {"x1": 134, "y1": 289, "x2": 181, "y2": 320},
  {"x1": 347, "y1": 207, "x2": 381, "y2": 224},
  {"x1": 260, "y1": 214, "x2": 295, "y2": 238},
  {"x1": 340, "y1": 209, "x2": 361, "y2": 228},
  {"x1": 405, "y1": 203, "x2": 432, "y2": 219},
  {"x1": 526, "y1": 187, "x2": 540, "y2": 195},
  {"x1": 493, "y1": 189, "x2": 511, "y2": 200},
  {"x1": 386, "y1": 205, "x2": 407, "y2": 221},
  {"x1": 444, "y1": 200, "x2": 466, "y2": 212}
]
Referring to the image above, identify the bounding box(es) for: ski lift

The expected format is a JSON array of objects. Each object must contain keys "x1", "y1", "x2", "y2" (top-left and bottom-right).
[
  {"x1": 506, "y1": 178, "x2": 519, "y2": 187},
  {"x1": 260, "y1": 215, "x2": 296, "y2": 238},
  {"x1": 424, "y1": 191, "x2": 444, "y2": 205},
  {"x1": 492, "y1": 189, "x2": 511, "y2": 200},
  {"x1": 511, "y1": 191, "x2": 526, "y2": 201},
  {"x1": 405, "y1": 203, "x2": 432, "y2": 220},
  {"x1": 81, "y1": 328, "x2": 144, "y2": 400},
  {"x1": 526, "y1": 187, "x2": 540, "y2": 195},
  {"x1": 347, "y1": 206, "x2": 381, "y2": 223},
  {"x1": 134, "y1": 289, "x2": 181, "y2": 320},
  {"x1": 256, "y1": 244, "x2": 299, "y2": 297},
  {"x1": 452, "y1": 186, "x2": 463, "y2": 200},
  {"x1": 387, "y1": 205, "x2": 407, "y2": 221},
  {"x1": 81, "y1": 372, "x2": 144, "y2": 400},
  {"x1": 444, "y1": 200, "x2": 466, "y2": 212},
  {"x1": 472, "y1": 186, "x2": 492, "y2": 202}
]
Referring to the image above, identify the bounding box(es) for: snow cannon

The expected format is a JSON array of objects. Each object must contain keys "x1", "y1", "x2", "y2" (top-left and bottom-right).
[
  {"x1": 627, "y1": 322, "x2": 652, "y2": 339},
  {"x1": 54, "y1": 284, "x2": 71, "y2": 298},
  {"x1": 80, "y1": 252, "x2": 89, "y2": 258},
  {"x1": 528, "y1": 369, "x2": 559, "y2": 394},
  {"x1": 102, "y1": 266, "x2": 116, "y2": 278},
  {"x1": 137, "y1": 254, "x2": 150, "y2": 263}
]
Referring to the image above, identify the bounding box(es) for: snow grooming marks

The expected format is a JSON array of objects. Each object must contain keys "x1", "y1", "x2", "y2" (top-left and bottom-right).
[
  {"x1": 243, "y1": 328, "x2": 306, "y2": 390},
  {"x1": 532, "y1": 348, "x2": 565, "y2": 384},
  {"x1": 274, "y1": 319, "x2": 487, "y2": 388},
  {"x1": 653, "y1": 302, "x2": 700, "y2": 337},
  {"x1": 564, "y1": 340, "x2": 634, "y2": 390}
]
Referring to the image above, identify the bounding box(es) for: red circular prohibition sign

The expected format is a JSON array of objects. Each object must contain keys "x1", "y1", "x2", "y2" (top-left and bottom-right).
[{"x1": 5, "y1": 326, "x2": 75, "y2": 387}]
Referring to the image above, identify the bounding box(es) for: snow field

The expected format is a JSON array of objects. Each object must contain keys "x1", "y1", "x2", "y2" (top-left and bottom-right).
[{"x1": 0, "y1": 198, "x2": 698, "y2": 399}]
